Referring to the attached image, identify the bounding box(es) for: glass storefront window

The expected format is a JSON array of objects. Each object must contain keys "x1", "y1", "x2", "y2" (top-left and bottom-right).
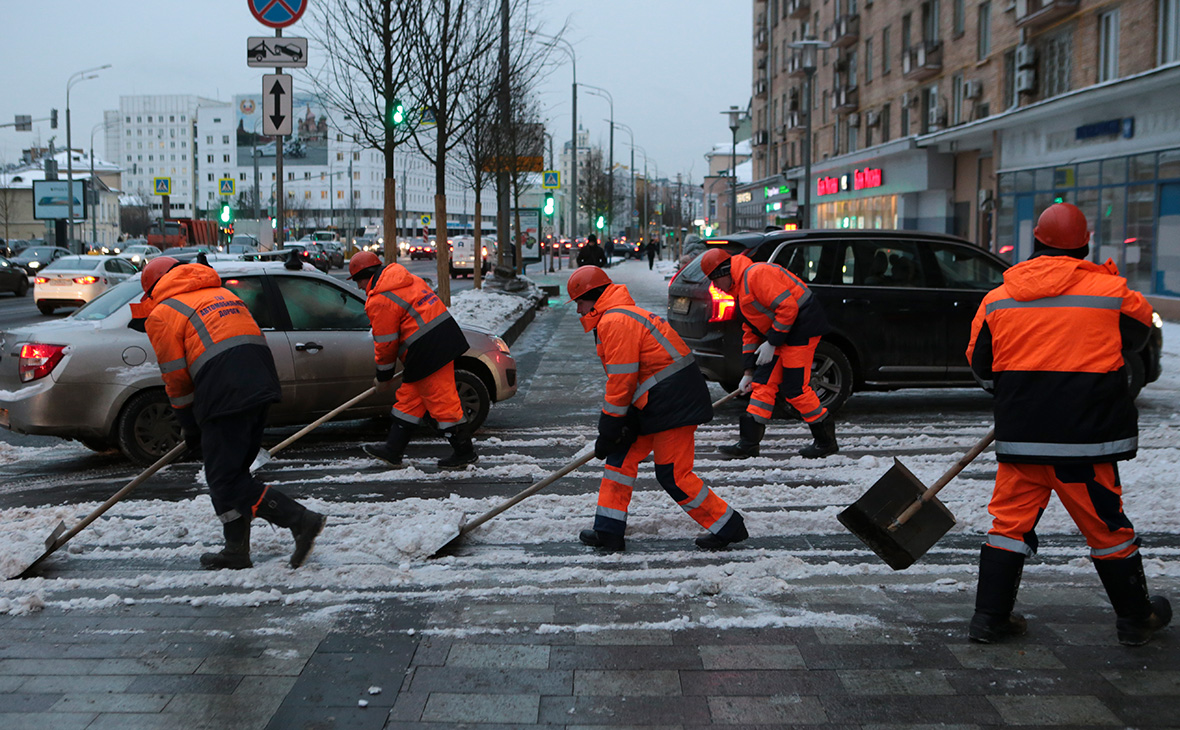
[
  {"x1": 1125, "y1": 184, "x2": 1155, "y2": 294},
  {"x1": 996, "y1": 196, "x2": 1015, "y2": 260},
  {"x1": 1102, "y1": 158, "x2": 1127, "y2": 186},
  {"x1": 1160, "y1": 149, "x2": 1180, "y2": 180},
  {"x1": 1075, "y1": 187, "x2": 1100, "y2": 244},
  {"x1": 1035, "y1": 168, "x2": 1054, "y2": 191},
  {"x1": 1015, "y1": 170, "x2": 1035, "y2": 192},
  {"x1": 1096, "y1": 186, "x2": 1126, "y2": 263},
  {"x1": 1077, "y1": 161, "x2": 1100, "y2": 188},
  {"x1": 1130, "y1": 153, "x2": 1156, "y2": 181},
  {"x1": 815, "y1": 195, "x2": 898, "y2": 231},
  {"x1": 1053, "y1": 165, "x2": 1076, "y2": 189},
  {"x1": 999, "y1": 173, "x2": 1014, "y2": 195}
]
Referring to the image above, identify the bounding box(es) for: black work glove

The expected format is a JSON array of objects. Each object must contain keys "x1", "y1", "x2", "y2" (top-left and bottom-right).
[
  {"x1": 595, "y1": 413, "x2": 637, "y2": 460},
  {"x1": 174, "y1": 407, "x2": 202, "y2": 455}
]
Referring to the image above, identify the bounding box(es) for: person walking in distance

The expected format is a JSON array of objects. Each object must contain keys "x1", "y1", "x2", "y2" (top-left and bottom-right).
[
  {"x1": 647, "y1": 235, "x2": 659, "y2": 270},
  {"x1": 965, "y1": 202, "x2": 1170, "y2": 646},
  {"x1": 349, "y1": 251, "x2": 477, "y2": 470},
  {"x1": 568, "y1": 266, "x2": 748, "y2": 552},
  {"x1": 132, "y1": 257, "x2": 326, "y2": 570},
  {"x1": 576, "y1": 233, "x2": 607, "y2": 268},
  {"x1": 699, "y1": 248, "x2": 837, "y2": 459}
]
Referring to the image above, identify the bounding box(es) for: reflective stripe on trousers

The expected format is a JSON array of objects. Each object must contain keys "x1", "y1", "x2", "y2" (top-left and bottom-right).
[
  {"x1": 391, "y1": 361, "x2": 465, "y2": 429},
  {"x1": 747, "y1": 335, "x2": 825, "y2": 425}
]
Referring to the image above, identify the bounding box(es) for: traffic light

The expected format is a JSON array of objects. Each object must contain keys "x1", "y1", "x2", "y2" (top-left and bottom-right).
[
  {"x1": 219, "y1": 202, "x2": 234, "y2": 225},
  {"x1": 50, "y1": 109, "x2": 58, "y2": 129},
  {"x1": 543, "y1": 192, "x2": 555, "y2": 217},
  {"x1": 596, "y1": 215, "x2": 604, "y2": 230},
  {"x1": 270, "y1": 217, "x2": 277, "y2": 229},
  {"x1": 388, "y1": 98, "x2": 405, "y2": 127}
]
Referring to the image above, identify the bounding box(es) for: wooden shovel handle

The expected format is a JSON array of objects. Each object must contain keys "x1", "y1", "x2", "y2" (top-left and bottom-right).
[
  {"x1": 268, "y1": 386, "x2": 378, "y2": 458},
  {"x1": 890, "y1": 427, "x2": 996, "y2": 530}
]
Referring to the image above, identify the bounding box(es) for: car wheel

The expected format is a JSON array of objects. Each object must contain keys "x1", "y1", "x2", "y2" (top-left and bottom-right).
[
  {"x1": 37, "y1": 302, "x2": 54, "y2": 315},
  {"x1": 455, "y1": 367, "x2": 491, "y2": 432},
  {"x1": 812, "y1": 341, "x2": 854, "y2": 414},
  {"x1": 117, "y1": 389, "x2": 182, "y2": 466},
  {"x1": 1123, "y1": 350, "x2": 1146, "y2": 400},
  {"x1": 16, "y1": 277, "x2": 29, "y2": 296}
]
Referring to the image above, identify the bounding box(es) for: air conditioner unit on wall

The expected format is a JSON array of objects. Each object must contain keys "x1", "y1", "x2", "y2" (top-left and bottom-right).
[
  {"x1": 847, "y1": 112, "x2": 860, "y2": 126},
  {"x1": 928, "y1": 106, "x2": 947, "y2": 127},
  {"x1": 1016, "y1": 68, "x2": 1037, "y2": 94},
  {"x1": 1015, "y1": 44, "x2": 1036, "y2": 69},
  {"x1": 901, "y1": 91, "x2": 920, "y2": 108},
  {"x1": 963, "y1": 79, "x2": 983, "y2": 99},
  {"x1": 866, "y1": 110, "x2": 881, "y2": 127}
]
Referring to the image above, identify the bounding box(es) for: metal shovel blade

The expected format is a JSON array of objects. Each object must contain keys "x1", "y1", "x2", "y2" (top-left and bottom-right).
[
  {"x1": 837, "y1": 458, "x2": 956, "y2": 570},
  {"x1": 249, "y1": 449, "x2": 272, "y2": 474},
  {"x1": 5, "y1": 521, "x2": 68, "y2": 580},
  {"x1": 424, "y1": 514, "x2": 468, "y2": 558}
]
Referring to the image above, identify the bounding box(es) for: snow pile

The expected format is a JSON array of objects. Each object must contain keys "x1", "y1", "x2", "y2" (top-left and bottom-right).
[{"x1": 449, "y1": 286, "x2": 538, "y2": 337}]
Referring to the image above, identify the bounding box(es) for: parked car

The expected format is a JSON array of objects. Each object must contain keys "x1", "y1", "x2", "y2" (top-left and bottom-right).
[
  {"x1": 12, "y1": 245, "x2": 71, "y2": 275},
  {"x1": 0, "y1": 261, "x2": 519, "y2": 464},
  {"x1": 314, "y1": 242, "x2": 345, "y2": 269},
  {"x1": 408, "y1": 238, "x2": 437, "y2": 260},
  {"x1": 5, "y1": 240, "x2": 31, "y2": 257},
  {"x1": 619, "y1": 240, "x2": 641, "y2": 259},
  {"x1": 281, "y1": 242, "x2": 331, "y2": 273},
  {"x1": 0, "y1": 256, "x2": 30, "y2": 297},
  {"x1": 117, "y1": 244, "x2": 162, "y2": 269},
  {"x1": 32, "y1": 254, "x2": 139, "y2": 315},
  {"x1": 667, "y1": 230, "x2": 1164, "y2": 413},
  {"x1": 449, "y1": 236, "x2": 495, "y2": 278}
]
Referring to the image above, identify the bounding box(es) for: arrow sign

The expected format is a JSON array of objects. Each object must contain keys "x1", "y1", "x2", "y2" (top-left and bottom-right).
[{"x1": 262, "y1": 74, "x2": 293, "y2": 135}]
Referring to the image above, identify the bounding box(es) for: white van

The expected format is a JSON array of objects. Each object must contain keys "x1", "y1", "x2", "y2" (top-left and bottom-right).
[{"x1": 449, "y1": 236, "x2": 495, "y2": 278}]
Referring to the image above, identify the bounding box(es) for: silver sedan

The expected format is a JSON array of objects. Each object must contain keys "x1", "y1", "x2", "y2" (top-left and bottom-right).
[{"x1": 0, "y1": 261, "x2": 518, "y2": 464}]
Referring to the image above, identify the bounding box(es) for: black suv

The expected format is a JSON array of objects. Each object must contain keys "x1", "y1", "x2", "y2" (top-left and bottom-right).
[{"x1": 667, "y1": 230, "x2": 1163, "y2": 413}]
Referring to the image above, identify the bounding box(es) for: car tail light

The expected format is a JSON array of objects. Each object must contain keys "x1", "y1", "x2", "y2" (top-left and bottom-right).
[
  {"x1": 19, "y1": 343, "x2": 67, "y2": 383},
  {"x1": 35, "y1": 277, "x2": 49, "y2": 284},
  {"x1": 73, "y1": 276, "x2": 100, "y2": 285},
  {"x1": 708, "y1": 284, "x2": 736, "y2": 323}
]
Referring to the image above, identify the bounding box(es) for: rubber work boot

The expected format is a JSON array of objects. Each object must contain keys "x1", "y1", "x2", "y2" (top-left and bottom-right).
[
  {"x1": 798, "y1": 417, "x2": 839, "y2": 459},
  {"x1": 200, "y1": 517, "x2": 252, "y2": 570},
  {"x1": 1094, "y1": 553, "x2": 1173, "y2": 646},
  {"x1": 364, "y1": 421, "x2": 412, "y2": 467},
  {"x1": 579, "y1": 529, "x2": 625, "y2": 552},
  {"x1": 255, "y1": 488, "x2": 328, "y2": 569},
  {"x1": 695, "y1": 511, "x2": 749, "y2": 550},
  {"x1": 438, "y1": 429, "x2": 478, "y2": 470},
  {"x1": 969, "y1": 544, "x2": 1028, "y2": 643},
  {"x1": 718, "y1": 414, "x2": 765, "y2": 459}
]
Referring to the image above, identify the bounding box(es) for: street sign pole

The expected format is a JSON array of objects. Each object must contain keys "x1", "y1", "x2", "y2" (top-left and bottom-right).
[{"x1": 275, "y1": 29, "x2": 284, "y2": 247}]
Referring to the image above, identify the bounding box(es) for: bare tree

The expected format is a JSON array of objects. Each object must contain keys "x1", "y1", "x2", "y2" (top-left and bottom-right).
[
  {"x1": 308, "y1": 0, "x2": 415, "y2": 264},
  {"x1": 120, "y1": 196, "x2": 152, "y2": 238},
  {"x1": 578, "y1": 148, "x2": 613, "y2": 236}
]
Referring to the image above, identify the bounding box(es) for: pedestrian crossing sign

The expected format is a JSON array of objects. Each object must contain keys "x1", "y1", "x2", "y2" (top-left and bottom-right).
[
  {"x1": 219, "y1": 179, "x2": 235, "y2": 196},
  {"x1": 542, "y1": 171, "x2": 560, "y2": 189},
  {"x1": 153, "y1": 177, "x2": 172, "y2": 196}
]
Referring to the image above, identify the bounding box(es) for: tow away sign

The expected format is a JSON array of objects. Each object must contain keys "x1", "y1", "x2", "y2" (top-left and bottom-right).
[{"x1": 247, "y1": 36, "x2": 308, "y2": 68}]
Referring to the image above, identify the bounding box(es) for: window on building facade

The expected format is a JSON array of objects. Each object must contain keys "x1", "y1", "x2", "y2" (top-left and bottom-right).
[
  {"x1": 337, "y1": 152, "x2": 344, "y2": 161},
  {"x1": 223, "y1": 154, "x2": 230, "y2": 162},
  {"x1": 952, "y1": 73, "x2": 964, "y2": 125},
  {"x1": 222, "y1": 135, "x2": 230, "y2": 144},
  {"x1": 865, "y1": 38, "x2": 874, "y2": 83},
  {"x1": 922, "y1": 1, "x2": 940, "y2": 43},
  {"x1": 978, "y1": 2, "x2": 992, "y2": 60},
  {"x1": 848, "y1": 120, "x2": 859, "y2": 153},
  {"x1": 953, "y1": 0, "x2": 965, "y2": 35},
  {"x1": 353, "y1": 151, "x2": 361, "y2": 161},
  {"x1": 207, "y1": 155, "x2": 213, "y2": 163},
  {"x1": 1161, "y1": 0, "x2": 1180, "y2": 63},
  {"x1": 337, "y1": 190, "x2": 344, "y2": 199},
  {"x1": 206, "y1": 136, "x2": 213, "y2": 144},
  {"x1": 1042, "y1": 28, "x2": 1074, "y2": 97},
  {"x1": 240, "y1": 173, "x2": 246, "y2": 180},
  {"x1": 1003, "y1": 49, "x2": 1017, "y2": 108},
  {"x1": 208, "y1": 174, "x2": 214, "y2": 182},
  {"x1": 902, "y1": 14, "x2": 912, "y2": 53},
  {"x1": 881, "y1": 104, "x2": 891, "y2": 143},
  {"x1": 848, "y1": 49, "x2": 859, "y2": 87},
  {"x1": 900, "y1": 103, "x2": 910, "y2": 137},
  {"x1": 1098, "y1": 9, "x2": 1120, "y2": 82}
]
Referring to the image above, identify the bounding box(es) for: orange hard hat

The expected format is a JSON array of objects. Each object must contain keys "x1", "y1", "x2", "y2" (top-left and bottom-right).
[
  {"x1": 567, "y1": 265, "x2": 612, "y2": 301},
  {"x1": 700, "y1": 248, "x2": 733, "y2": 279},
  {"x1": 348, "y1": 250, "x2": 382, "y2": 279},
  {"x1": 141, "y1": 256, "x2": 180, "y2": 296},
  {"x1": 1034, "y1": 203, "x2": 1089, "y2": 249}
]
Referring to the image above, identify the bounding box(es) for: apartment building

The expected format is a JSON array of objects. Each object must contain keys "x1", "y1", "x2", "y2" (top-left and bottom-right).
[{"x1": 748, "y1": 0, "x2": 1180, "y2": 301}]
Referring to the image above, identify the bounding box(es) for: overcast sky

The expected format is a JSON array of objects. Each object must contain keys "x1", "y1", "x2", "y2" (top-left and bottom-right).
[{"x1": 0, "y1": 0, "x2": 751, "y2": 186}]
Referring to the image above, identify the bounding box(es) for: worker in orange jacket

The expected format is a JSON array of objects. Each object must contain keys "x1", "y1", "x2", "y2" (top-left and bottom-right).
[
  {"x1": 568, "y1": 266, "x2": 748, "y2": 551},
  {"x1": 966, "y1": 203, "x2": 1170, "y2": 646},
  {"x1": 349, "y1": 251, "x2": 475, "y2": 469},
  {"x1": 700, "y1": 248, "x2": 837, "y2": 459},
  {"x1": 132, "y1": 256, "x2": 326, "y2": 570}
]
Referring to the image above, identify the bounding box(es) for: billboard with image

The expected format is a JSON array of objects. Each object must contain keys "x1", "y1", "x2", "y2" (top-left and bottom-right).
[
  {"x1": 32, "y1": 180, "x2": 87, "y2": 220},
  {"x1": 235, "y1": 94, "x2": 330, "y2": 168}
]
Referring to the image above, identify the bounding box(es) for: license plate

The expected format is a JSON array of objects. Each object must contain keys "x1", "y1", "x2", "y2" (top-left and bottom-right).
[
  {"x1": 51, "y1": 279, "x2": 71, "y2": 286},
  {"x1": 671, "y1": 297, "x2": 691, "y2": 315}
]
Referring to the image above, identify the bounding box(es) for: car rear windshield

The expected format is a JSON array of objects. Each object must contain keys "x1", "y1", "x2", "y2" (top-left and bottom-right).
[
  {"x1": 676, "y1": 241, "x2": 759, "y2": 284},
  {"x1": 44, "y1": 256, "x2": 102, "y2": 271},
  {"x1": 73, "y1": 280, "x2": 143, "y2": 321}
]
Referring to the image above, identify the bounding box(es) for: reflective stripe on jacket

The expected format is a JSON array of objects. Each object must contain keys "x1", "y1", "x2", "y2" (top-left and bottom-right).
[
  {"x1": 364, "y1": 263, "x2": 468, "y2": 383},
  {"x1": 142, "y1": 263, "x2": 280, "y2": 422},
  {"x1": 580, "y1": 283, "x2": 712, "y2": 434},
  {"x1": 730, "y1": 254, "x2": 830, "y2": 368},
  {"x1": 966, "y1": 254, "x2": 1154, "y2": 464}
]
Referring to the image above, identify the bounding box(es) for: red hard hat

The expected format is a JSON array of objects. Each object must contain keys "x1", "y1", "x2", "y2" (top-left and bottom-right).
[
  {"x1": 567, "y1": 265, "x2": 612, "y2": 301},
  {"x1": 141, "y1": 256, "x2": 180, "y2": 296},
  {"x1": 1034, "y1": 203, "x2": 1089, "y2": 249},
  {"x1": 348, "y1": 250, "x2": 382, "y2": 279},
  {"x1": 700, "y1": 248, "x2": 733, "y2": 279}
]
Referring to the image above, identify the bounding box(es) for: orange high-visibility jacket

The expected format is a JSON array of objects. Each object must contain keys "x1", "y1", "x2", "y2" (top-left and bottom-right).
[
  {"x1": 142, "y1": 264, "x2": 279, "y2": 421},
  {"x1": 580, "y1": 283, "x2": 712, "y2": 435},
  {"x1": 730, "y1": 254, "x2": 830, "y2": 368},
  {"x1": 364, "y1": 263, "x2": 467, "y2": 383},
  {"x1": 967, "y1": 255, "x2": 1154, "y2": 464}
]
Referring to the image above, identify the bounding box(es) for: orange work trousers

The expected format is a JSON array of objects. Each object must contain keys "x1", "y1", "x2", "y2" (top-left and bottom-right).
[
  {"x1": 594, "y1": 425, "x2": 739, "y2": 537},
  {"x1": 391, "y1": 361, "x2": 465, "y2": 430},
  {"x1": 986, "y1": 462, "x2": 1139, "y2": 560},
  {"x1": 747, "y1": 335, "x2": 826, "y2": 425}
]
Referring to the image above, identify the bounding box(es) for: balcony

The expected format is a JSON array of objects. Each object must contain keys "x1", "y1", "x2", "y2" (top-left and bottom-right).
[
  {"x1": 1015, "y1": 0, "x2": 1079, "y2": 29},
  {"x1": 787, "y1": 87, "x2": 801, "y2": 113},
  {"x1": 787, "y1": 52, "x2": 807, "y2": 78},
  {"x1": 787, "y1": 0, "x2": 810, "y2": 19},
  {"x1": 754, "y1": 78, "x2": 768, "y2": 98},
  {"x1": 787, "y1": 111, "x2": 804, "y2": 130},
  {"x1": 903, "y1": 41, "x2": 943, "y2": 81},
  {"x1": 830, "y1": 14, "x2": 860, "y2": 48},
  {"x1": 755, "y1": 25, "x2": 768, "y2": 50},
  {"x1": 832, "y1": 85, "x2": 859, "y2": 113}
]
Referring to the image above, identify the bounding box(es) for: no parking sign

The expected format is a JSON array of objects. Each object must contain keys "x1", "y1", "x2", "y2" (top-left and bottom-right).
[{"x1": 249, "y1": 0, "x2": 307, "y2": 29}]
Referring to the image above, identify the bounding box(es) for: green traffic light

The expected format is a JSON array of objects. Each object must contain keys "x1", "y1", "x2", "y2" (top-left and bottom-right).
[
  {"x1": 596, "y1": 215, "x2": 604, "y2": 230},
  {"x1": 219, "y1": 204, "x2": 234, "y2": 224},
  {"x1": 543, "y1": 195, "x2": 555, "y2": 216},
  {"x1": 390, "y1": 99, "x2": 405, "y2": 126}
]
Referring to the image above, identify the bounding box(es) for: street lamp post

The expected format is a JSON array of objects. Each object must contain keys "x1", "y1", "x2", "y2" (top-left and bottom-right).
[
  {"x1": 790, "y1": 37, "x2": 830, "y2": 230},
  {"x1": 613, "y1": 122, "x2": 636, "y2": 240},
  {"x1": 581, "y1": 85, "x2": 613, "y2": 240},
  {"x1": 722, "y1": 106, "x2": 742, "y2": 235},
  {"x1": 532, "y1": 32, "x2": 577, "y2": 240},
  {"x1": 66, "y1": 64, "x2": 111, "y2": 252}
]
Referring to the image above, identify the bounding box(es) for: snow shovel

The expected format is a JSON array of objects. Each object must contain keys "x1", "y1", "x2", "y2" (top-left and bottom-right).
[
  {"x1": 250, "y1": 386, "x2": 378, "y2": 473},
  {"x1": 427, "y1": 388, "x2": 743, "y2": 557},
  {"x1": 12, "y1": 441, "x2": 188, "y2": 579},
  {"x1": 837, "y1": 427, "x2": 995, "y2": 571}
]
